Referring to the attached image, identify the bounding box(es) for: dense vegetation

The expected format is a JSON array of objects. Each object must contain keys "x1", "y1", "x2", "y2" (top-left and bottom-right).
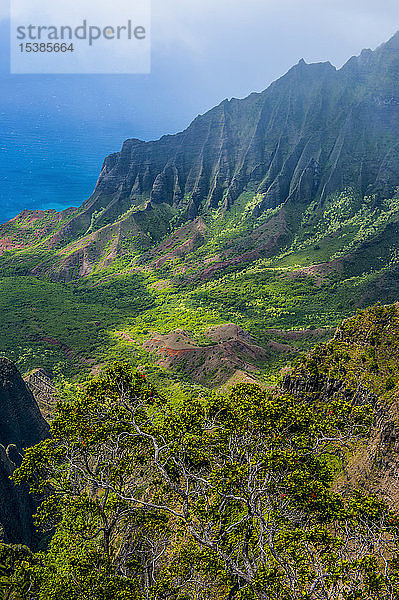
[
  {"x1": 1, "y1": 189, "x2": 399, "y2": 390},
  {"x1": 1, "y1": 305, "x2": 399, "y2": 599},
  {"x1": 2, "y1": 33, "x2": 399, "y2": 598},
  {"x1": 2, "y1": 33, "x2": 399, "y2": 390}
]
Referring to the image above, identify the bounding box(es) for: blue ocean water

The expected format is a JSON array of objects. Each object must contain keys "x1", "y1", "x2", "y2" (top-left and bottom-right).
[
  {"x1": 0, "y1": 84, "x2": 195, "y2": 225},
  {"x1": 0, "y1": 112, "x2": 125, "y2": 224}
]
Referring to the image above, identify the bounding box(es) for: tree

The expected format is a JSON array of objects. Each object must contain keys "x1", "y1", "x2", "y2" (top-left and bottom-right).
[
  {"x1": 0, "y1": 544, "x2": 35, "y2": 600},
  {"x1": 13, "y1": 363, "x2": 399, "y2": 599}
]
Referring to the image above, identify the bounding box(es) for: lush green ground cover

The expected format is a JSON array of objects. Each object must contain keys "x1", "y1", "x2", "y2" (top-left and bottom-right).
[{"x1": 1, "y1": 189, "x2": 399, "y2": 389}]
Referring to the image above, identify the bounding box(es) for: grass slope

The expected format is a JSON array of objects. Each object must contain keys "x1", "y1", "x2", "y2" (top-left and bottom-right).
[{"x1": 0, "y1": 189, "x2": 399, "y2": 387}]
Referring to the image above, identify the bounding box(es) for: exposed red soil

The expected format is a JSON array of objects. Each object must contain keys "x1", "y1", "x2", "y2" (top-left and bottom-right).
[
  {"x1": 140, "y1": 324, "x2": 293, "y2": 386},
  {"x1": 267, "y1": 340, "x2": 296, "y2": 353},
  {"x1": 218, "y1": 369, "x2": 265, "y2": 391},
  {"x1": 0, "y1": 209, "x2": 75, "y2": 255},
  {"x1": 287, "y1": 257, "x2": 347, "y2": 286},
  {"x1": 144, "y1": 218, "x2": 207, "y2": 268},
  {"x1": 0, "y1": 239, "x2": 25, "y2": 254},
  {"x1": 195, "y1": 234, "x2": 285, "y2": 281},
  {"x1": 158, "y1": 347, "x2": 194, "y2": 357}
]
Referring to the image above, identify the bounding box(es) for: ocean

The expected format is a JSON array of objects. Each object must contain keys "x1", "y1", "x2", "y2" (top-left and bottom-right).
[{"x1": 0, "y1": 111, "x2": 127, "y2": 224}]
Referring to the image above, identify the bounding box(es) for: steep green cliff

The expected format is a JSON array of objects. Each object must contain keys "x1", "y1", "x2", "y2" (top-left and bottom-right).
[{"x1": 1, "y1": 34, "x2": 399, "y2": 385}]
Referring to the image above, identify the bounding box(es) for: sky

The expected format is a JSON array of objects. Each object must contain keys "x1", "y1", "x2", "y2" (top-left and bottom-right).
[{"x1": 0, "y1": 0, "x2": 399, "y2": 222}]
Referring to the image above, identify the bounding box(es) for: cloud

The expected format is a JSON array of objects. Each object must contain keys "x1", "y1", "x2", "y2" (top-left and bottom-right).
[
  {"x1": 1, "y1": 0, "x2": 398, "y2": 79},
  {"x1": 8, "y1": 0, "x2": 151, "y2": 73},
  {"x1": 0, "y1": 1, "x2": 9, "y2": 22},
  {"x1": 3, "y1": 0, "x2": 398, "y2": 58},
  {"x1": 152, "y1": 0, "x2": 399, "y2": 64}
]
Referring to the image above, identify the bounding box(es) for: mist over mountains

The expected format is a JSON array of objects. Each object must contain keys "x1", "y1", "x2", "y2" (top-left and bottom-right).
[
  {"x1": 1, "y1": 32, "x2": 399, "y2": 387},
  {"x1": 86, "y1": 31, "x2": 399, "y2": 226}
]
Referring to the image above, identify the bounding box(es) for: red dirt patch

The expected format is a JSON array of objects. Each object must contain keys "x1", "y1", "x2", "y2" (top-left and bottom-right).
[
  {"x1": 287, "y1": 257, "x2": 347, "y2": 286},
  {"x1": 141, "y1": 324, "x2": 293, "y2": 387}
]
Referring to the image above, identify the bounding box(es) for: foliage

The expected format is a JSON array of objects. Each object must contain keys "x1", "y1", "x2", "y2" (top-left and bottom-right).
[
  {"x1": 1, "y1": 188, "x2": 399, "y2": 387},
  {"x1": 9, "y1": 360, "x2": 399, "y2": 599},
  {"x1": 289, "y1": 304, "x2": 399, "y2": 399}
]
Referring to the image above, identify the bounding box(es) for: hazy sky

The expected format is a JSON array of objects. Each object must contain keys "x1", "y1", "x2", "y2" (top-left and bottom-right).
[
  {"x1": 1, "y1": 0, "x2": 398, "y2": 138},
  {"x1": 0, "y1": 0, "x2": 398, "y2": 219}
]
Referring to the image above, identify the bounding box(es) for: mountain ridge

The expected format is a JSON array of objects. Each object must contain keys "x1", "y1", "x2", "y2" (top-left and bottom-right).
[
  {"x1": 1, "y1": 33, "x2": 399, "y2": 384},
  {"x1": 2, "y1": 31, "x2": 399, "y2": 246}
]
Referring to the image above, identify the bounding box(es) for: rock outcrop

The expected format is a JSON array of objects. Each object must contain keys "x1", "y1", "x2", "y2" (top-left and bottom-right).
[
  {"x1": 0, "y1": 359, "x2": 49, "y2": 545},
  {"x1": 279, "y1": 303, "x2": 399, "y2": 509},
  {"x1": 24, "y1": 368, "x2": 59, "y2": 421},
  {"x1": 84, "y1": 32, "x2": 399, "y2": 226},
  {"x1": 1, "y1": 33, "x2": 399, "y2": 284}
]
